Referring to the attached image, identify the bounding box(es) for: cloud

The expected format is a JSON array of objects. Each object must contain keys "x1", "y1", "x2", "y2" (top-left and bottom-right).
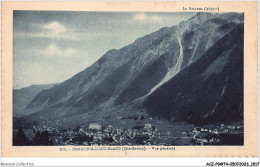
[
  {"x1": 14, "y1": 21, "x2": 82, "y2": 41},
  {"x1": 42, "y1": 43, "x2": 77, "y2": 57},
  {"x1": 14, "y1": 31, "x2": 82, "y2": 41},
  {"x1": 14, "y1": 21, "x2": 117, "y2": 42},
  {"x1": 43, "y1": 22, "x2": 66, "y2": 34},
  {"x1": 133, "y1": 13, "x2": 161, "y2": 23}
]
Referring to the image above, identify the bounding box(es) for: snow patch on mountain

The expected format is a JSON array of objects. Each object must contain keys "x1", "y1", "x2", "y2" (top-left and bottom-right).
[
  {"x1": 210, "y1": 76, "x2": 229, "y2": 114},
  {"x1": 148, "y1": 37, "x2": 184, "y2": 95},
  {"x1": 41, "y1": 98, "x2": 49, "y2": 108},
  {"x1": 188, "y1": 39, "x2": 199, "y2": 65},
  {"x1": 58, "y1": 91, "x2": 73, "y2": 103}
]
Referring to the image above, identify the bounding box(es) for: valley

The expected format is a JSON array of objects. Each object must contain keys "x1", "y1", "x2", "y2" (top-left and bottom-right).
[{"x1": 13, "y1": 12, "x2": 244, "y2": 146}]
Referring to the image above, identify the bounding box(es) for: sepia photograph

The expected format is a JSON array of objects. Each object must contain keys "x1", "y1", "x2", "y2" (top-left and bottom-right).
[{"x1": 13, "y1": 11, "x2": 244, "y2": 146}]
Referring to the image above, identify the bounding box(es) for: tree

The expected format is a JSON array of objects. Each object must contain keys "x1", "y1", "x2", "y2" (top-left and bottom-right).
[
  {"x1": 13, "y1": 127, "x2": 30, "y2": 146},
  {"x1": 73, "y1": 125, "x2": 80, "y2": 131},
  {"x1": 72, "y1": 134, "x2": 93, "y2": 143},
  {"x1": 33, "y1": 130, "x2": 54, "y2": 145}
]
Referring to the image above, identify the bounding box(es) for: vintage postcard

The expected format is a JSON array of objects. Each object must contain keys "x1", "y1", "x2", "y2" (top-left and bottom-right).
[{"x1": 1, "y1": 1, "x2": 258, "y2": 157}]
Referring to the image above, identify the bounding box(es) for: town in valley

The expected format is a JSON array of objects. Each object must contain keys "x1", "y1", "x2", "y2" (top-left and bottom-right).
[{"x1": 13, "y1": 113, "x2": 243, "y2": 146}]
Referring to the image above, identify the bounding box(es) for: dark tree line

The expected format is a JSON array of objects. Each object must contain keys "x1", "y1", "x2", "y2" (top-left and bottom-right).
[
  {"x1": 33, "y1": 131, "x2": 54, "y2": 145},
  {"x1": 13, "y1": 127, "x2": 53, "y2": 146},
  {"x1": 13, "y1": 127, "x2": 31, "y2": 145}
]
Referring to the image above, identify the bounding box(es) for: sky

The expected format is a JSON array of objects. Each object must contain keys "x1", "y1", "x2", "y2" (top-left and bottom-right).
[{"x1": 13, "y1": 11, "x2": 196, "y2": 89}]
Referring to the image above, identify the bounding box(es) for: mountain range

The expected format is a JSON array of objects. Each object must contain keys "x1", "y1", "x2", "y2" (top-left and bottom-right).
[
  {"x1": 15, "y1": 12, "x2": 244, "y2": 125},
  {"x1": 13, "y1": 83, "x2": 55, "y2": 116}
]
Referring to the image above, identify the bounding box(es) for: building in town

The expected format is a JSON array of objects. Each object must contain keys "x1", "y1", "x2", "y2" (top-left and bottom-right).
[
  {"x1": 89, "y1": 123, "x2": 102, "y2": 130},
  {"x1": 144, "y1": 124, "x2": 152, "y2": 129}
]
